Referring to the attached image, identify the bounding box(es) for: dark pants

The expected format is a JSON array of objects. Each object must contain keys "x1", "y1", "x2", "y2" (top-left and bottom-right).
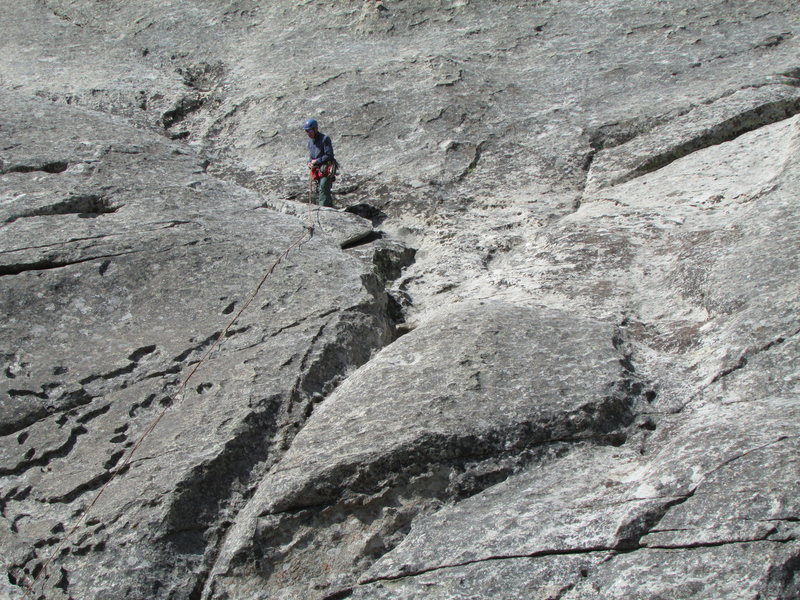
[{"x1": 317, "y1": 176, "x2": 334, "y2": 207}]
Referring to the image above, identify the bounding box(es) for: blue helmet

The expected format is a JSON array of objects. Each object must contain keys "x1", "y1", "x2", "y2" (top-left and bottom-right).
[{"x1": 302, "y1": 118, "x2": 318, "y2": 131}]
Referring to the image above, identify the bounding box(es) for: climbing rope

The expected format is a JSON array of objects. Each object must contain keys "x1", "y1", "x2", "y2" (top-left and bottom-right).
[
  {"x1": 308, "y1": 166, "x2": 330, "y2": 231},
  {"x1": 309, "y1": 166, "x2": 316, "y2": 206},
  {"x1": 22, "y1": 195, "x2": 316, "y2": 599}
]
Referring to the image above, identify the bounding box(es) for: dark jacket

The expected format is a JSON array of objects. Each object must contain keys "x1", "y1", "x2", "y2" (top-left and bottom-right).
[{"x1": 307, "y1": 132, "x2": 334, "y2": 164}]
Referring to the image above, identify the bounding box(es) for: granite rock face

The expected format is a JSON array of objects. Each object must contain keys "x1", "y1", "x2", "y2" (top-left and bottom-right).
[
  {"x1": 0, "y1": 92, "x2": 396, "y2": 600},
  {"x1": 1, "y1": 1, "x2": 799, "y2": 599}
]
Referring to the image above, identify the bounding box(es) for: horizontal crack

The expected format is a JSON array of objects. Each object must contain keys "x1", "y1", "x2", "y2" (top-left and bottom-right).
[
  {"x1": 0, "y1": 161, "x2": 69, "y2": 175},
  {"x1": 359, "y1": 545, "x2": 615, "y2": 585},
  {"x1": 0, "y1": 230, "x2": 206, "y2": 276},
  {"x1": 4, "y1": 195, "x2": 120, "y2": 224},
  {"x1": 356, "y1": 435, "x2": 798, "y2": 587},
  {"x1": 0, "y1": 250, "x2": 139, "y2": 276},
  {"x1": 0, "y1": 220, "x2": 198, "y2": 251},
  {"x1": 360, "y1": 536, "x2": 796, "y2": 588},
  {"x1": 0, "y1": 234, "x2": 114, "y2": 254},
  {"x1": 645, "y1": 536, "x2": 795, "y2": 551}
]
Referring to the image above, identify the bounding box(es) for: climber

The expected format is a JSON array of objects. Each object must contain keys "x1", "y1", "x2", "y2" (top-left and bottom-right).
[{"x1": 303, "y1": 118, "x2": 337, "y2": 208}]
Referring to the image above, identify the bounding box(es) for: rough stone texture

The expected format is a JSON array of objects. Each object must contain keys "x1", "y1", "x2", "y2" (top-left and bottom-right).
[
  {"x1": 0, "y1": 94, "x2": 396, "y2": 599},
  {"x1": 202, "y1": 301, "x2": 644, "y2": 599},
  {"x1": 1, "y1": 0, "x2": 799, "y2": 599}
]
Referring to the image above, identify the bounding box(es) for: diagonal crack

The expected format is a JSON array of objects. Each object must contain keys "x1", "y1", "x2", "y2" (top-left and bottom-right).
[
  {"x1": 0, "y1": 387, "x2": 95, "y2": 436},
  {"x1": 698, "y1": 435, "x2": 794, "y2": 481},
  {"x1": 587, "y1": 89, "x2": 800, "y2": 192},
  {"x1": 710, "y1": 326, "x2": 800, "y2": 384},
  {"x1": 619, "y1": 436, "x2": 796, "y2": 548},
  {"x1": 0, "y1": 426, "x2": 88, "y2": 477},
  {"x1": 358, "y1": 436, "x2": 797, "y2": 588},
  {"x1": 45, "y1": 471, "x2": 114, "y2": 504},
  {"x1": 626, "y1": 96, "x2": 800, "y2": 184}
]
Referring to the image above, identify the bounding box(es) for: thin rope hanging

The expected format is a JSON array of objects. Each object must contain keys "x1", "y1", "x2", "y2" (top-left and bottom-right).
[{"x1": 22, "y1": 204, "x2": 317, "y2": 599}]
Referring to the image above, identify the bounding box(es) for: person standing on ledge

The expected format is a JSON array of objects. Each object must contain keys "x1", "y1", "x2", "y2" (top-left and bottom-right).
[{"x1": 303, "y1": 118, "x2": 337, "y2": 208}]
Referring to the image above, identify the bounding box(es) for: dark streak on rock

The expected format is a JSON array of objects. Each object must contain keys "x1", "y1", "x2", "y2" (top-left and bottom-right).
[
  {"x1": 128, "y1": 345, "x2": 157, "y2": 362},
  {"x1": 0, "y1": 161, "x2": 69, "y2": 175},
  {"x1": 0, "y1": 387, "x2": 94, "y2": 436},
  {"x1": 161, "y1": 95, "x2": 207, "y2": 129},
  {"x1": 321, "y1": 588, "x2": 354, "y2": 600},
  {"x1": 162, "y1": 395, "x2": 284, "y2": 596},
  {"x1": 172, "y1": 332, "x2": 222, "y2": 363},
  {"x1": 76, "y1": 403, "x2": 111, "y2": 424},
  {"x1": 48, "y1": 471, "x2": 114, "y2": 504},
  {"x1": 4, "y1": 194, "x2": 120, "y2": 224},
  {"x1": 0, "y1": 426, "x2": 88, "y2": 477}
]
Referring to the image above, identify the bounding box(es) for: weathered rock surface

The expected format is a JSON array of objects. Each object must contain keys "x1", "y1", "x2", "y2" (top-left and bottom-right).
[
  {"x1": 1, "y1": 0, "x2": 799, "y2": 599},
  {"x1": 0, "y1": 93, "x2": 396, "y2": 599},
  {"x1": 202, "y1": 301, "x2": 645, "y2": 598}
]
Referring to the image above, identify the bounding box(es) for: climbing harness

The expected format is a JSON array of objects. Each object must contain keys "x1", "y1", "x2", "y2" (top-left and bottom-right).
[
  {"x1": 308, "y1": 160, "x2": 339, "y2": 218},
  {"x1": 310, "y1": 159, "x2": 338, "y2": 182},
  {"x1": 22, "y1": 202, "x2": 316, "y2": 599}
]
